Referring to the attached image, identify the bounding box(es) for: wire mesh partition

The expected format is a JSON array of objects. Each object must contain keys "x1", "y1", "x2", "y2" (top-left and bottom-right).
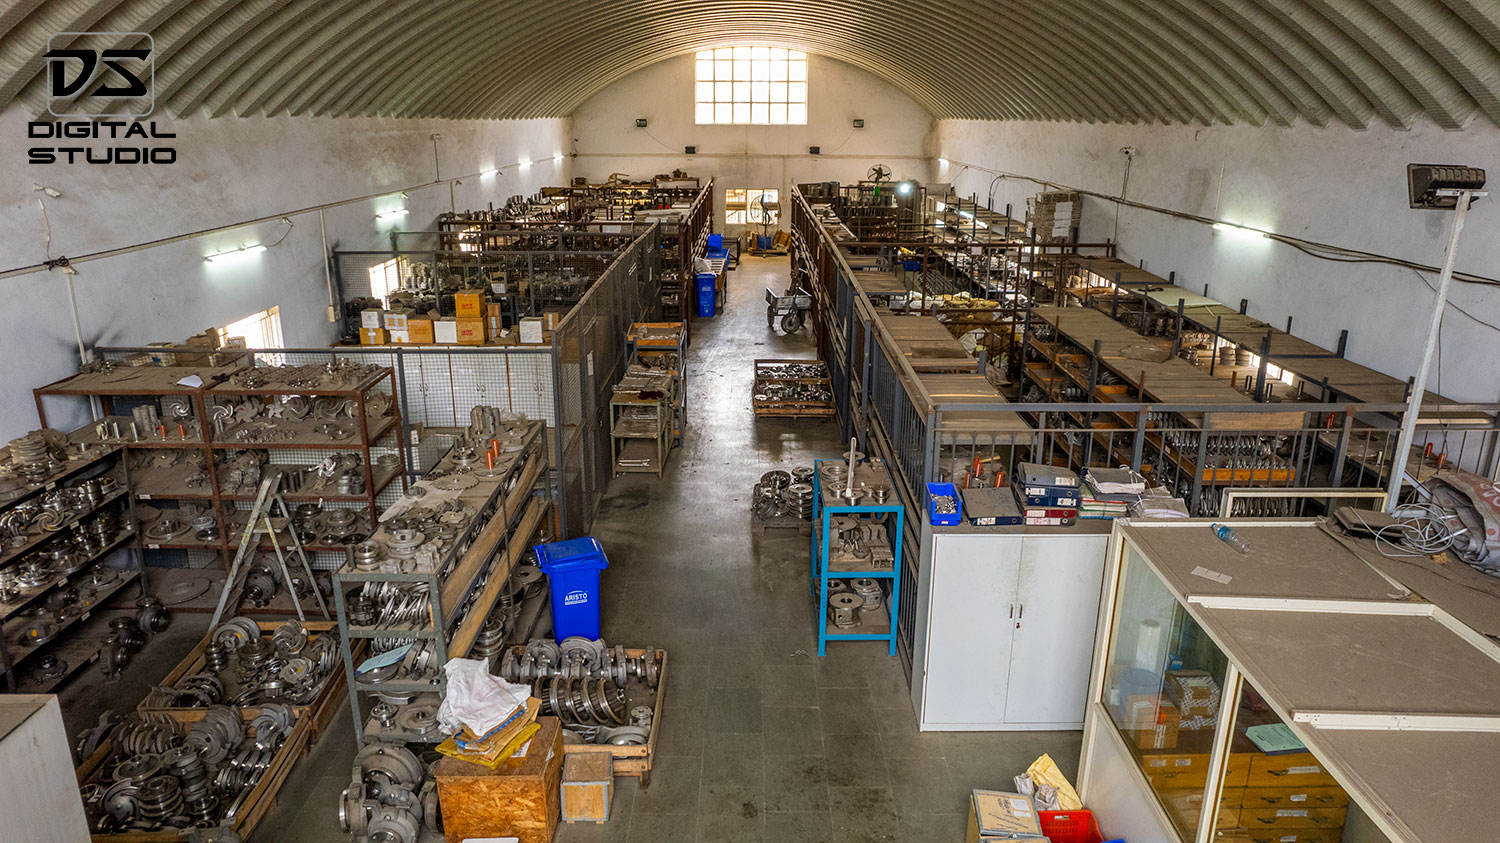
[
  {"x1": 794, "y1": 185, "x2": 1500, "y2": 675},
  {"x1": 551, "y1": 224, "x2": 663, "y2": 535}
]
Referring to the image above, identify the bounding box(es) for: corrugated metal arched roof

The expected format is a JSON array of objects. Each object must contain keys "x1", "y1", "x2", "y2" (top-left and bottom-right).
[{"x1": 2, "y1": 0, "x2": 1498, "y2": 128}]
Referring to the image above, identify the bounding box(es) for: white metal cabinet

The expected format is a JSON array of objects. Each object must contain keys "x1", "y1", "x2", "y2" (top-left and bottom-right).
[
  {"x1": 915, "y1": 533, "x2": 1021, "y2": 727},
  {"x1": 1004, "y1": 535, "x2": 1109, "y2": 725},
  {"x1": 912, "y1": 528, "x2": 1108, "y2": 731}
]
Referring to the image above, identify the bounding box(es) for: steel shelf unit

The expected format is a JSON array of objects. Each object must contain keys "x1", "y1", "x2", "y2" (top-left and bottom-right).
[
  {"x1": 332, "y1": 421, "x2": 551, "y2": 748},
  {"x1": 809, "y1": 458, "x2": 904, "y2": 656},
  {"x1": 34, "y1": 363, "x2": 410, "y2": 613},
  {"x1": 0, "y1": 434, "x2": 145, "y2": 691},
  {"x1": 626, "y1": 322, "x2": 688, "y2": 446}
]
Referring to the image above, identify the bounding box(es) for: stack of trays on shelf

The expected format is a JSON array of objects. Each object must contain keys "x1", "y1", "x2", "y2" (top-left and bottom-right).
[{"x1": 1014, "y1": 462, "x2": 1079, "y2": 526}]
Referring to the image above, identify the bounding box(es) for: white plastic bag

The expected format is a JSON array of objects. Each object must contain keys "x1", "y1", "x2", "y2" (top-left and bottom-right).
[{"x1": 437, "y1": 658, "x2": 531, "y2": 736}]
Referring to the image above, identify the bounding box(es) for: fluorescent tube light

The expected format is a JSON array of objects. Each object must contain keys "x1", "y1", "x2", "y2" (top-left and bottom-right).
[
  {"x1": 205, "y1": 244, "x2": 266, "y2": 263},
  {"x1": 376, "y1": 208, "x2": 408, "y2": 221},
  {"x1": 1212, "y1": 222, "x2": 1266, "y2": 240}
]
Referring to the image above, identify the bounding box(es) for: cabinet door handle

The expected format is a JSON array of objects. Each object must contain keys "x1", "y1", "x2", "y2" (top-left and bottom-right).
[
  {"x1": 1017, "y1": 604, "x2": 1023, "y2": 619},
  {"x1": 1008, "y1": 604, "x2": 1014, "y2": 618}
]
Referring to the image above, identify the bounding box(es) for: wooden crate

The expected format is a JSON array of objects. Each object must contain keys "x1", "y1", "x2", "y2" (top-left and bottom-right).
[
  {"x1": 434, "y1": 716, "x2": 565, "y2": 843},
  {"x1": 561, "y1": 648, "x2": 667, "y2": 786},
  {"x1": 74, "y1": 706, "x2": 313, "y2": 842},
  {"x1": 561, "y1": 752, "x2": 613, "y2": 823},
  {"x1": 753, "y1": 359, "x2": 836, "y2": 419},
  {"x1": 138, "y1": 619, "x2": 354, "y2": 746}
]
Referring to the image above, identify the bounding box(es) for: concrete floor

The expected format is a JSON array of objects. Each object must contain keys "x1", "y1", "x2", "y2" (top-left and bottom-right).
[{"x1": 58, "y1": 255, "x2": 1082, "y2": 842}]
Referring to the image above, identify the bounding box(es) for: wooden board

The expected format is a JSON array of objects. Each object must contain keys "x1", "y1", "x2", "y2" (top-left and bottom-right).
[{"x1": 435, "y1": 716, "x2": 565, "y2": 843}]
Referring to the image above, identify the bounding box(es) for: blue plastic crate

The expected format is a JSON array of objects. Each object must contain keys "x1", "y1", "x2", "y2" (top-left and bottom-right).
[{"x1": 926, "y1": 482, "x2": 963, "y2": 525}]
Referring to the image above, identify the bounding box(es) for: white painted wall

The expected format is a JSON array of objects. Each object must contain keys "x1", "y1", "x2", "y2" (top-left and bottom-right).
[
  {"x1": 937, "y1": 119, "x2": 1500, "y2": 404},
  {"x1": 0, "y1": 109, "x2": 569, "y2": 439},
  {"x1": 571, "y1": 53, "x2": 935, "y2": 235}
]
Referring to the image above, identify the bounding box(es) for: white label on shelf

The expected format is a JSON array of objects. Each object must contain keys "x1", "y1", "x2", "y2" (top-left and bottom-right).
[
  {"x1": 1190, "y1": 565, "x2": 1232, "y2": 584},
  {"x1": 1174, "y1": 759, "x2": 1192, "y2": 767},
  {"x1": 1287, "y1": 766, "x2": 1321, "y2": 775},
  {"x1": 1290, "y1": 794, "x2": 1308, "y2": 802},
  {"x1": 1281, "y1": 837, "x2": 1297, "y2": 843},
  {"x1": 1276, "y1": 809, "x2": 1308, "y2": 818},
  {"x1": 146, "y1": 544, "x2": 159, "y2": 549},
  {"x1": 138, "y1": 494, "x2": 151, "y2": 500},
  {"x1": 1149, "y1": 759, "x2": 1167, "y2": 767}
]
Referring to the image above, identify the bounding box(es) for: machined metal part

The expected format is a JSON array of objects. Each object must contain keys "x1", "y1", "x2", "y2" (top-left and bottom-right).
[
  {"x1": 828, "y1": 592, "x2": 862, "y2": 628},
  {"x1": 850, "y1": 578, "x2": 884, "y2": 611}
]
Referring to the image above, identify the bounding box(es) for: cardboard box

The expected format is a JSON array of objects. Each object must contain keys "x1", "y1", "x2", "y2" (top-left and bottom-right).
[
  {"x1": 360, "y1": 327, "x2": 388, "y2": 345},
  {"x1": 519, "y1": 317, "x2": 545, "y2": 344},
  {"x1": 1166, "y1": 670, "x2": 1218, "y2": 702},
  {"x1": 487, "y1": 302, "x2": 503, "y2": 317},
  {"x1": 455, "y1": 318, "x2": 489, "y2": 345},
  {"x1": 434, "y1": 319, "x2": 458, "y2": 344},
  {"x1": 384, "y1": 308, "x2": 415, "y2": 330},
  {"x1": 965, "y1": 790, "x2": 1044, "y2": 842},
  {"x1": 491, "y1": 328, "x2": 517, "y2": 346},
  {"x1": 541, "y1": 310, "x2": 564, "y2": 331},
  {"x1": 361, "y1": 309, "x2": 385, "y2": 329},
  {"x1": 389, "y1": 328, "x2": 411, "y2": 343},
  {"x1": 408, "y1": 318, "x2": 435, "y2": 344},
  {"x1": 454, "y1": 291, "x2": 485, "y2": 318},
  {"x1": 487, "y1": 316, "x2": 504, "y2": 338},
  {"x1": 1129, "y1": 699, "x2": 1180, "y2": 750}
]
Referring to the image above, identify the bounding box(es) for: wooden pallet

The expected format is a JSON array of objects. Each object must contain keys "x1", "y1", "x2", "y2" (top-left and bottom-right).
[
  {"x1": 752, "y1": 359, "x2": 835, "y2": 419},
  {"x1": 754, "y1": 402, "x2": 836, "y2": 418},
  {"x1": 75, "y1": 705, "x2": 314, "y2": 842},
  {"x1": 137, "y1": 619, "x2": 355, "y2": 747},
  {"x1": 552, "y1": 648, "x2": 666, "y2": 787},
  {"x1": 751, "y1": 513, "x2": 812, "y2": 536}
]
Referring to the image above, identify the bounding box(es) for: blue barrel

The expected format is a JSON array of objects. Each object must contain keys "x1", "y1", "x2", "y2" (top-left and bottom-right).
[
  {"x1": 534, "y1": 537, "x2": 610, "y2": 642},
  {"x1": 696, "y1": 272, "x2": 718, "y2": 318},
  {"x1": 757, "y1": 234, "x2": 773, "y2": 250}
]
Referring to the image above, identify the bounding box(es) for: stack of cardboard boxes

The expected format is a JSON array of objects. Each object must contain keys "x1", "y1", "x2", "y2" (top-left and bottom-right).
[{"x1": 359, "y1": 296, "x2": 564, "y2": 347}]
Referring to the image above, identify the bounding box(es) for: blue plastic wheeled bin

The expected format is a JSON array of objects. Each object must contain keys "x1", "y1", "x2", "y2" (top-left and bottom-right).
[
  {"x1": 534, "y1": 537, "x2": 610, "y2": 642},
  {"x1": 696, "y1": 272, "x2": 718, "y2": 318}
]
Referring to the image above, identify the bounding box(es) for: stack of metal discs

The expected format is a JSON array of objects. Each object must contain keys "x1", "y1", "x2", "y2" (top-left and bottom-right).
[{"x1": 787, "y1": 483, "x2": 815, "y2": 519}]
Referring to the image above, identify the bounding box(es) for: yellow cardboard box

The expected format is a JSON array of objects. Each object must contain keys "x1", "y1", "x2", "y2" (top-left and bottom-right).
[
  {"x1": 408, "y1": 318, "x2": 435, "y2": 344},
  {"x1": 454, "y1": 292, "x2": 485, "y2": 318},
  {"x1": 455, "y1": 318, "x2": 489, "y2": 345},
  {"x1": 360, "y1": 327, "x2": 389, "y2": 345}
]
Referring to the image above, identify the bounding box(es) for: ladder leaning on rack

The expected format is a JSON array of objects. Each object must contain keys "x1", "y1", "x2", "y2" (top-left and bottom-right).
[{"x1": 208, "y1": 469, "x2": 332, "y2": 627}]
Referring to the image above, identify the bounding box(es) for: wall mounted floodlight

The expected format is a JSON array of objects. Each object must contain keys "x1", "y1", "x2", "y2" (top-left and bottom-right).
[{"x1": 1407, "y1": 164, "x2": 1486, "y2": 209}]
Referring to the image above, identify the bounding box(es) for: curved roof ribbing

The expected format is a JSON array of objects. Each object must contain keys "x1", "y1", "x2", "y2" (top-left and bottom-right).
[{"x1": 1, "y1": 0, "x2": 1497, "y2": 128}]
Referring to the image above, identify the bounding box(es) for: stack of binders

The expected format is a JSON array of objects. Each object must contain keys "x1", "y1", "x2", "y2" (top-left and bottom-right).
[{"x1": 1014, "y1": 462, "x2": 1079, "y2": 525}]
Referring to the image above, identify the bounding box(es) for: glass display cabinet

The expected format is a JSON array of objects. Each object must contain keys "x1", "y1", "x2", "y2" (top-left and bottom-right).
[{"x1": 1077, "y1": 519, "x2": 1500, "y2": 843}]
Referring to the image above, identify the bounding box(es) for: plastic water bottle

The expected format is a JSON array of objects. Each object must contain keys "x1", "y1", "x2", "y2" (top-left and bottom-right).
[{"x1": 1211, "y1": 523, "x2": 1250, "y2": 554}]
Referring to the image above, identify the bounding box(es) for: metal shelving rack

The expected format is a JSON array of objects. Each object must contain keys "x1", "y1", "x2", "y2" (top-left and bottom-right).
[
  {"x1": 333, "y1": 421, "x2": 551, "y2": 749},
  {"x1": 809, "y1": 458, "x2": 904, "y2": 657},
  {"x1": 0, "y1": 434, "x2": 145, "y2": 692},
  {"x1": 34, "y1": 362, "x2": 410, "y2": 613},
  {"x1": 206, "y1": 365, "x2": 409, "y2": 584},
  {"x1": 626, "y1": 322, "x2": 687, "y2": 446}
]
